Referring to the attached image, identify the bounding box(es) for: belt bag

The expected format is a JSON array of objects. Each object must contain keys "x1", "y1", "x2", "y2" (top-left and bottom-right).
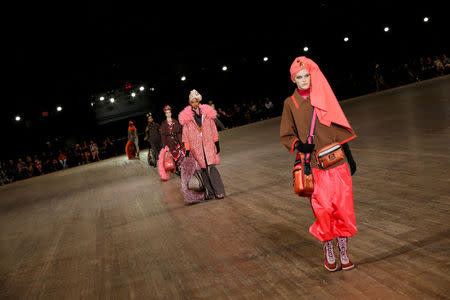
[{"x1": 316, "y1": 142, "x2": 345, "y2": 169}]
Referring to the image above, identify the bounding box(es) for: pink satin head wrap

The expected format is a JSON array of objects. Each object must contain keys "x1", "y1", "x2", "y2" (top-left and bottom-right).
[{"x1": 289, "y1": 56, "x2": 353, "y2": 132}]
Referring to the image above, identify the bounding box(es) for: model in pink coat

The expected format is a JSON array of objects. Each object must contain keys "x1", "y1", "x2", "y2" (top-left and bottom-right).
[{"x1": 178, "y1": 89, "x2": 225, "y2": 199}]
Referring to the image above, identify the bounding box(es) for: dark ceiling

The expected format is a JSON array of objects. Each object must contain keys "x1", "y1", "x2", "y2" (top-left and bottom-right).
[{"x1": 2, "y1": 1, "x2": 448, "y2": 157}]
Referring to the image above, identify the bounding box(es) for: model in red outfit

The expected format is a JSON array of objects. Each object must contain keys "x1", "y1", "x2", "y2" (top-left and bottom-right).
[{"x1": 280, "y1": 56, "x2": 358, "y2": 271}]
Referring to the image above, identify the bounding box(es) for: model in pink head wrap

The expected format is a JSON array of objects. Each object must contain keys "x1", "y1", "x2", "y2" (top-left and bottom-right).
[
  {"x1": 290, "y1": 56, "x2": 353, "y2": 133},
  {"x1": 281, "y1": 56, "x2": 358, "y2": 272}
]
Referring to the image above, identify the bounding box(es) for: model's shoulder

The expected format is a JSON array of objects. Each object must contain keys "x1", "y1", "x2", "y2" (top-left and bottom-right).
[{"x1": 283, "y1": 95, "x2": 295, "y2": 107}]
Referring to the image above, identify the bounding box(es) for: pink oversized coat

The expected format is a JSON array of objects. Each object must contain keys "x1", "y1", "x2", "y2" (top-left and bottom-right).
[{"x1": 178, "y1": 104, "x2": 220, "y2": 169}]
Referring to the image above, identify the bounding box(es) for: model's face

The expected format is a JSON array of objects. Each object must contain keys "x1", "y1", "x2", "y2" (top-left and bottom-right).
[
  {"x1": 165, "y1": 110, "x2": 172, "y2": 119},
  {"x1": 189, "y1": 98, "x2": 200, "y2": 109},
  {"x1": 148, "y1": 116, "x2": 153, "y2": 123},
  {"x1": 294, "y1": 69, "x2": 311, "y2": 90}
]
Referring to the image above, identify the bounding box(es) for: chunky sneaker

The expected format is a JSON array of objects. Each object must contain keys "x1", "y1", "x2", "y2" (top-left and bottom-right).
[
  {"x1": 323, "y1": 240, "x2": 338, "y2": 272},
  {"x1": 337, "y1": 237, "x2": 355, "y2": 270}
]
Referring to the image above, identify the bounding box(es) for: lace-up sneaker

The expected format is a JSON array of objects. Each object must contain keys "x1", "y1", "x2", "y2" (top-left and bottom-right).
[
  {"x1": 337, "y1": 237, "x2": 355, "y2": 270},
  {"x1": 323, "y1": 240, "x2": 338, "y2": 271}
]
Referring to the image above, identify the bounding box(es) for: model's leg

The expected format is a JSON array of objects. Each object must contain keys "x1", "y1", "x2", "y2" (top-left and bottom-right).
[
  {"x1": 208, "y1": 165, "x2": 225, "y2": 198},
  {"x1": 309, "y1": 168, "x2": 336, "y2": 242},
  {"x1": 332, "y1": 164, "x2": 357, "y2": 239},
  {"x1": 135, "y1": 141, "x2": 140, "y2": 158},
  {"x1": 310, "y1": 167, "x2": 342, "y2": 271},
  {"x1": 200, "y1": 167, "x2": 215, "y2": 199}
]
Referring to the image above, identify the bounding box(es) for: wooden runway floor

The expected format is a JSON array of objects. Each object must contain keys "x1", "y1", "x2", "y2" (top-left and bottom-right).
[{"x1": 1, "y1": 76, "x2": 449, "y2": 299}]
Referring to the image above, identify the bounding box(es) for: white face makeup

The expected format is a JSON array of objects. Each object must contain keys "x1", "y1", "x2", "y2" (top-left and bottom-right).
[
  {"x1": 294, "y1": 69, "x2": 311, "y2": 90},
  {"x1": 165, "y1": 110, "x2": 172, "y2": 119},
  {"x1": 189, "y1": 98, "x2": 200, "y2": 109}
]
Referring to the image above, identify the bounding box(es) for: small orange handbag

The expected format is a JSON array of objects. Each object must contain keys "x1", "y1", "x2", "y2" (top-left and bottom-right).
[{"x1": 293, "y1": 153, "x2": 314, "y2": 196}]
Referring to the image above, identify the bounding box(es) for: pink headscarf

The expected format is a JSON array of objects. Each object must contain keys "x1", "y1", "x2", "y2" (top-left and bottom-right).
[{"x1": 290, "y1": 56, "x2": 353, "y2": 132}]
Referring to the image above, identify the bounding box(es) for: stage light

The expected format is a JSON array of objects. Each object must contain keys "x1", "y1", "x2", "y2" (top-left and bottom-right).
[
  {"x1": 91, "y1": 102, "x2": 94, "y2": 106},
  {"x1": 222, "y1": 66, "x2": 228, "y2": 71},
  {"x1": 100, "y1": 96, "x2": 105, "y2": 101},
  {"x1": 139, "y1": 86, "x2": 144, "y2": 91},
  {"x1": 384, "y1": 27, "x2": 390, "y2": 32},
  {"x1": 303, "y1": 46, "x2": 309, "y2": 52},
  {"x1": 181, "y1": 76, "x2": 186, "y2": 81},
  {"x1": 131, "y1": 92, "x2": 136, "y2": 97},
  {"x1": 57, "y1": 106, "x2": 62, "y2": 111},
  {"x1": 151, "y1": 87, "x2": 155, "y2": 91},
  {"x1": 110, "y1": 98, "x2": 115, "y2": 103},
  {"x1": 263, "y1": 57, "x2": 269, "y2": 62},
  {"x1": 423, "y1": 17, "x2": 429, "y2": 22},
  {"x1": 15, "y1": 115, "x2": 21, "y2": 121},
  {"x1": 344, "y1": 37, "x2": 349, "y2": 42}
]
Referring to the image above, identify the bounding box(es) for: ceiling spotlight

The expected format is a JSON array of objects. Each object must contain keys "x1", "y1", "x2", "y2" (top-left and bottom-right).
[
  {"x1": 344, "y1": 37, "x2": 349, "y2": 42},
  {"x1": 423, "y1": 17, "x2": 429, "y2": 22},
  {"x1": 222, "y1": 66, "x2": 228, "y2": 71},
  {"x1": 56, "y1": 106, "x2": 62, "y2": 112},
  {"x1": 131, "y1": 92, "x2": 136, "y2": 97},
  {"x1": 263, "y1": 57, "x2": 269, "y2": 62},
  {"x1": 100, "y1": 96, "x2": 105, "y2": 101},
  {"x1": 181, "y1": 76, "x2": 186, "y2": 81},
  {"x1": 151, "y1": 87, "x2": 155, "y2": 91},
  {"x1": 15, "y1": 115, "x2": 21, "y2": 121},
  {"x1": 384, "y1": 27, "x2": 390, "y2": 32},
  {"x1": 90, "y1": 102, "x2": 94, "y2": 107},
  {"x1": 303, "y1": 46, "x2": 309, "y2": 52},
  {"x1": 110, "y1": 98, "x2": 115, "y2": 103},
  {"x1": 139, "y1": 86, "x2": 144, "y2": 91}
]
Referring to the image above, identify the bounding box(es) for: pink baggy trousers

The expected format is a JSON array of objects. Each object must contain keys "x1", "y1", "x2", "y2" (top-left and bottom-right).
[{"x1": 309, "y1": 163, "x2": 357, "y2": 241}]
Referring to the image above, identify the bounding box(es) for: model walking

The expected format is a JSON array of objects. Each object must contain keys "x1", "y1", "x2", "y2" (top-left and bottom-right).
[
  {"x1": 126, "y1": 121, "x2": 139, "y2": 159},
  {"x1": 280, "y1": 56, "x2": 357, "y2": 271},
  {"x1": 179, "y1": 89, "x2": 225, "y2": 199},
  {"x1": 158, "y1": 105, "x2": 185, "y2": 180},
  {"x1": 144, "y1": 112, "x2": 162, "y2": 167}
]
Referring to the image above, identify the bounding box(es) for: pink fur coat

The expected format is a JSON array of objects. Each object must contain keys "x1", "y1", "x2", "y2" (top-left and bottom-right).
[{"x1": 178, "y1": 104, "x2": 220, "y2": 169}]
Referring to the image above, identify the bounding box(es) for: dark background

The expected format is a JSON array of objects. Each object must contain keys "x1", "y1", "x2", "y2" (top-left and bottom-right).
[{"x1": 3, "y1": 1, "x2": 448, "y2": 159}]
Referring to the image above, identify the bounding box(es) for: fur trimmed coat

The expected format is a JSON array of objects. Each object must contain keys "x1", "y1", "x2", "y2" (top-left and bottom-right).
[{"x1": 178, "y1": 104, "x2": 220, "y2": 169}]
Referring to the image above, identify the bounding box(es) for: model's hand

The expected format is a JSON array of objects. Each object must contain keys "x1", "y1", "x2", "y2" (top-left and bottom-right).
[
  {"x1": 295, "y1": 140, "x2": 314, "y2": 154},
  {"x1": 215, "y1": 141, "x2": 220, "y2": 154}
]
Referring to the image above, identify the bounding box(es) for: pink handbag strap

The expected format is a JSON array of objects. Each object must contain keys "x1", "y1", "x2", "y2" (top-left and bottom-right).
[{"x1": 305, "y1": 108, "x2": 317, "y2": 164}]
